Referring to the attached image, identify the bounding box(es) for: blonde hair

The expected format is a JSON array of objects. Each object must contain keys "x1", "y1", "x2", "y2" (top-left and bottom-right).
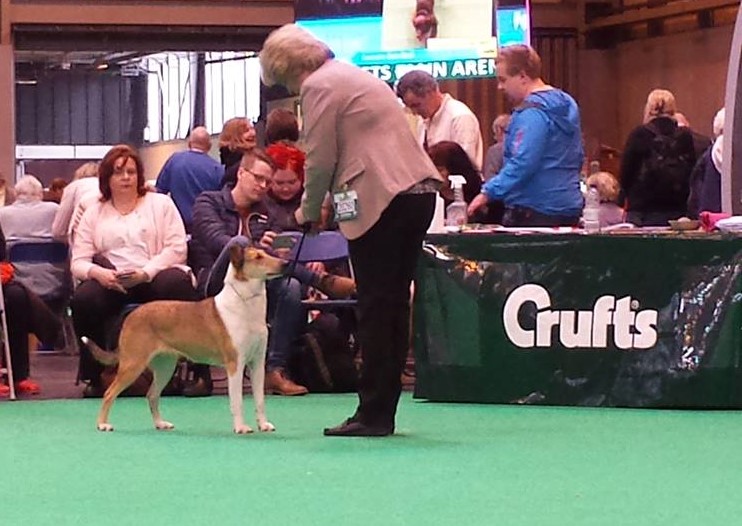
[
  {"x1": 73, "y1": 161, "x2": 99, "y2": 180},
  {"x1": 586, "y1": 172, "x2": 620, "y2": 203},
  {"x1": 643, "y1": 89, "x2": 676, "y2": 124},
  {"x1": 218, "y1": 117, "x2": 254, "y2": 152},
  {"x1": 260, "y1": 24, "x2": 331, "y2": 87}
]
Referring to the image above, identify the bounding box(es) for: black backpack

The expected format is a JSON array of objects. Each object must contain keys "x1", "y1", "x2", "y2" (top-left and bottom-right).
[
  {"x1": 638, "y1": 123, "x2": 693, "y2": 207},
  {"x1": 291, "y1": 313, "x2": 359, "y2": 393}
]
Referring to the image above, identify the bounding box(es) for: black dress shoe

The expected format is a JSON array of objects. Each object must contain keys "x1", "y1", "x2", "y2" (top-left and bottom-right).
[{"x1": 323, "y1": 418, "x2": 393, "y2": 437}]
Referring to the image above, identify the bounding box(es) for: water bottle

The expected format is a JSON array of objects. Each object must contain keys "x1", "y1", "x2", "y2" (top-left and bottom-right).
[
  {"x1": 445, "y1": 175, "x2": 468, "y2": 230},
  {"x1": 583, "y1": 185, "x2": 601, "y2": 234}
]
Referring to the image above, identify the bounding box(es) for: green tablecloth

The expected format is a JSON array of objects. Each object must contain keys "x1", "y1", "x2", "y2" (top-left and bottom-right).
[{"x1": 413, "y1": 232, "x2": 742, "y2": 408}]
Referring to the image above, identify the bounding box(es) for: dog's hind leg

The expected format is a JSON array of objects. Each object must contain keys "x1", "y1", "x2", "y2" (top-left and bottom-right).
[
  {"x1": 147, "y1": 353, "x2": 179, "y2": 431},
  {"x1": 96, "y1": 360, "x2": 150, "y2": 432},
  {"x1": 247, "y1": 345, "x2": 275, "y2": 433}
]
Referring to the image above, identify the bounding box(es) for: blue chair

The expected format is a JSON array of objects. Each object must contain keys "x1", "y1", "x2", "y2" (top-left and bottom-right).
[
  {"x1": 283, "y1": 231, "x2": 357, "y2": 309},
  {"x1": 8, "y1": 240, "x2": 74, "y2": 355}
]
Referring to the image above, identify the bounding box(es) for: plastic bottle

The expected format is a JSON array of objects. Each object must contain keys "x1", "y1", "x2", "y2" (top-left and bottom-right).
[
  {"x1": 427, "y1": 192, "x2": 446, "y2": 233},
  {"x1": 583, "y1": 185, "x2": 601, "y2": 234},
  {"x1": 445, "y1": 175, "x2": 468, "y2": 230}
]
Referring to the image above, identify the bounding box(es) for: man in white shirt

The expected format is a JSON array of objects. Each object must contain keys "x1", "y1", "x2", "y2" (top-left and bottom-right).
[{"x1": 396, "y1": 70, "x2": 484, "y2": 172}]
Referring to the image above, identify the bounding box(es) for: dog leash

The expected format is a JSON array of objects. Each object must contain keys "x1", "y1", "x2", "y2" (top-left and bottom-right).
[{"x1": 283, "y1": 224, "x2": 311, "y2": 286}]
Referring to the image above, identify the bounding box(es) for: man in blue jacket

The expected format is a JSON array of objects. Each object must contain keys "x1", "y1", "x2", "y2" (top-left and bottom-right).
[{"x1": 469, "y1": 45, "x2": 584, "y2": 227}]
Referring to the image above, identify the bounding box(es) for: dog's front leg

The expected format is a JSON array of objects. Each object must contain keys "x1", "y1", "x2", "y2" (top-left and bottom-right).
[
  {"x1": 227, "y1": 358, "x2": 253, "y2": 434},
  {"x1": 248, "y1": 349, "x2": 275, "y2": 432}
]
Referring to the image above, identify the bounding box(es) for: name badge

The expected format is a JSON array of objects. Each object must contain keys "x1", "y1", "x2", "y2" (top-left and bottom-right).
[{"x1": 332, "y1": 190, "x2": 359, "y2": 221}]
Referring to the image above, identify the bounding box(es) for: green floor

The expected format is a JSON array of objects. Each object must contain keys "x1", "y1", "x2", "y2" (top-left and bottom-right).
[{"x1": 2, "y1": 393, "x2": 741, "y2": 525}]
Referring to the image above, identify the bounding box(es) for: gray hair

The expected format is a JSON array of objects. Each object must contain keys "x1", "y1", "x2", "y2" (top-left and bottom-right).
[
  {"x1": 713, "y1": 107, "x2": 725, "y2": 137},
  {"x1": 396, "y1": 70, "x2": 438, "y2": 99},
  {"x1": 15, "y1": 174, "x2": 44, "y2": 202},
  {"x1": 259, "y1": 24, "x2": 332, "y2": 88},
  {"x1": 492, "y1": 114, "x2": 511, "y2": 135}
]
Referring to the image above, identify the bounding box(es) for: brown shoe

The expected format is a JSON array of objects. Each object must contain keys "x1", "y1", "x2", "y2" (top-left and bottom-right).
[
  {"x1": 315, "y1": 273, "x2": 356, "y2": 299},
  {"x1": 265, "y1": 369, "x2": 309, "y2": 396}
]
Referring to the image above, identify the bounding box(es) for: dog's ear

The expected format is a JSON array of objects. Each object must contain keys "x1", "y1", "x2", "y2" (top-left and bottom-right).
[
  {"x1": 229, "y1": 244, "x2": 246, "y2": 269},
  {"x1": 245, "y1": 247, "x2": 263, "y2": 260}
]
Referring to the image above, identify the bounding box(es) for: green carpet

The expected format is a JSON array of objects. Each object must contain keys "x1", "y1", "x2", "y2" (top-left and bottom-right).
[{"x1": 2, "y1": 393, "x2": 741, "y2": 525}]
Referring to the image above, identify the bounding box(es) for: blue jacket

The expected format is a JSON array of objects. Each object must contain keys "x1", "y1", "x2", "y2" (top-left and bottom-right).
[
  {"x1": 482, "y1": 89, "x2": 584, "y2": 217},
  {"x1": 156, "y1": 150, "x2": 224, "y2": 228}
]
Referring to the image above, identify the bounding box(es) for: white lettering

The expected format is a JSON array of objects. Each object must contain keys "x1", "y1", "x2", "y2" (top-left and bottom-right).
[{"x1": 503, "y1": 284, "x2": 658, "y2": 350}]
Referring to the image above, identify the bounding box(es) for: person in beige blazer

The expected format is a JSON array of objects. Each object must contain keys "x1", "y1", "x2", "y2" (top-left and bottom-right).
[{"x1": 261, "y1": 24, "x2": 443, "y2": 437}]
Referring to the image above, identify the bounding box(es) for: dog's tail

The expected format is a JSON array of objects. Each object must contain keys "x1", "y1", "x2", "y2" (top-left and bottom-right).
[{"x1": 81, "y1": 336, "x2": 119, "y2": 366}]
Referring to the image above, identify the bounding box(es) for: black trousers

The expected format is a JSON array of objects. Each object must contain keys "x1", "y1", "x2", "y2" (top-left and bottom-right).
[
  {"x1": 3, "y1": 282, "x2": 31, "y2": 381},
  {"x1": 71, "y1": 268, "x2": 198, "y2": 383},
  {"x1": 348, "y1": 193, "x2": 435, "y2": 428},
  {"x1": 1, "y1": 282, "x2": 60, "y2": 382}
]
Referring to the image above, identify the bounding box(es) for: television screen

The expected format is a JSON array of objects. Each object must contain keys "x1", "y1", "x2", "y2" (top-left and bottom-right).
[{"x1": 295, "y1": 0, "x2": 531, "y2": 82}]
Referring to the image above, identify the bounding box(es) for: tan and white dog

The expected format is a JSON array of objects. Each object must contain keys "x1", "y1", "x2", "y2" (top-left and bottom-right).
[{"x1": 82, "y1": 245, "x2": 285, "y2": 434}]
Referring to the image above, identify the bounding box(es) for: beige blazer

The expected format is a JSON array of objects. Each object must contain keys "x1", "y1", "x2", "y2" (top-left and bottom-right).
[{"x1": 298, "y1": 60, "x2": 442, "y2": 240}]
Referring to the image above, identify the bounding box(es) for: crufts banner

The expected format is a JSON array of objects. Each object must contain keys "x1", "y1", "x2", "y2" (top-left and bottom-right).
[{"x1": 414, "y1": 233, "x2": 742, "y2": 408}]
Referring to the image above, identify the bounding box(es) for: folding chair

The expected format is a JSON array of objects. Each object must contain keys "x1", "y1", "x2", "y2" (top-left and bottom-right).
[
  {"x1": 0, "y1": 283, "x2": 17, "y2": 400},
  {"x1": 284, "y1": 231, "x2": 358, "y2": 310},
  {"x1": 8, "y1": 240, "x2": 75, "y2": 355}
]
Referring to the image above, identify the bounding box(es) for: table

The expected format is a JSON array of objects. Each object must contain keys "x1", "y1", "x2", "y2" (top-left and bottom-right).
[{"x1": 413, "y1": 232, "x2": 742, "y2": 408}]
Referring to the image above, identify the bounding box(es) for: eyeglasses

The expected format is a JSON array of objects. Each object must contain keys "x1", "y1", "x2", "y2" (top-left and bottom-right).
[{"x1": 240, "y1": 167, "x2": 272, "y2": 187}]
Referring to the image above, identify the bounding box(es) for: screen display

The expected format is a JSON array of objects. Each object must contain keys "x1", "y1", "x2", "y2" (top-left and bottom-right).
[{"x1": 295, "y1": 0, "x2": 530, "y2": 82}]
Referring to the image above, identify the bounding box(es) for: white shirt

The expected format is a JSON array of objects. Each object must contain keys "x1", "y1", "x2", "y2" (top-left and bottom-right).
[
  {"x1": 51, "y1": 177, "x2": 100, "y2": 241},
  {"x1": 417, "y1": 93, "x2": 484, "y2": 172}
]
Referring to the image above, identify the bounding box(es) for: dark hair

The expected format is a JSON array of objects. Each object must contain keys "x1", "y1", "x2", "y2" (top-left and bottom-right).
[
  {"x1": 266, "y1": 108, "x2": 300, "y2": 145},
  {"x1": 240, "y1": 148, "x2": 277, "y2": 172},
  {"x1": 98, "y1": 144, "x2": 146, "y2": 201},
  {"x1": 496, "y1": 45, "x2": 542, "y2": 80},
  {"x1": 49, "y1": 177, "x2": 67, "y2": 191},
  {"x1": 427, "y1": 141, "x2": 482, "y2": 203},
  {"x1": 396, "y1": 69, "x2": 438, "y2": 99}
]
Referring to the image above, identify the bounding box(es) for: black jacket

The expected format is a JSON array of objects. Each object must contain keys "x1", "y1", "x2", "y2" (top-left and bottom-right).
[
  {"x1": 190, "y1": 186, "x2": 276, "y2": 280},
  {"x1": 619, "y1": 116, "x2": 697, "y2": 212}
]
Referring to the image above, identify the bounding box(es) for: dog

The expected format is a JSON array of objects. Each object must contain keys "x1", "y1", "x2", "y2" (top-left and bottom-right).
[{"x1": 82, "y1": 245, "x2": 285, "y2": 434}]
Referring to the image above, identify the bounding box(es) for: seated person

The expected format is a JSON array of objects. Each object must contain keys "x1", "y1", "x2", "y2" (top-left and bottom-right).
[
  {"x1": 265, "y1": 108, "x2": 300, "y2": 147},
  {"x1": 70, "y1": 144, "x2": 199, "y2": 398},
  {"x1": 0, "y1": 174, "x2": 59, "y2": 241},
  {"x1": 585, "y1": 171, "x2": 625, "y2": 228},
  {"x1": 52, "y1": 161, "x2": 100, "y2": 242},
  {"x1": 44, "y1": 177, "x2": 68, "y2": 204},
  {"x1": 0, "y1": 224, "x2": 61, "y2": 396},
  {"x1": 191, "y1": 148, "x2": 355, "y2": 396},
  {"x1": 264, "y1": 143, "x2": 306, "y2": 232}
]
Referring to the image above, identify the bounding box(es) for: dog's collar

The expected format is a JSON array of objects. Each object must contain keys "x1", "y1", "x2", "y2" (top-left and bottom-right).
[{"x1": 227, "y1": 281, "x2": 263, "y2": 303}]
